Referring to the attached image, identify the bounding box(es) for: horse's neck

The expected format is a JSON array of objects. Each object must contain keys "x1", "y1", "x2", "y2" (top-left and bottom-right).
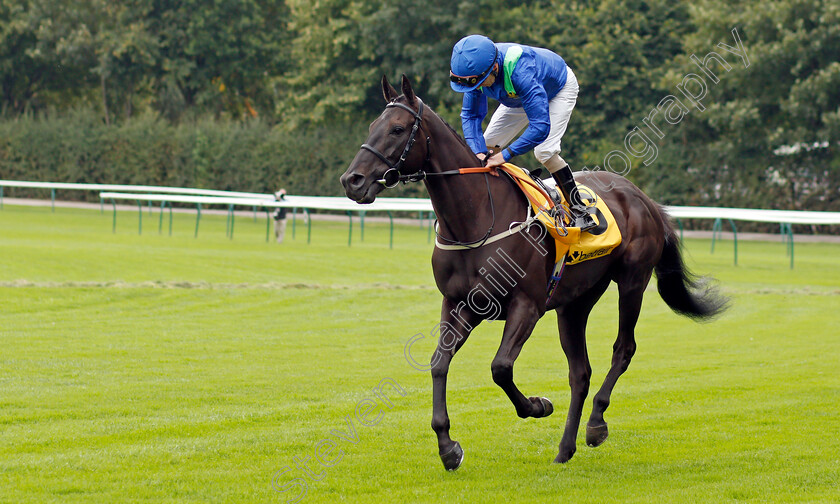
[{"x1": 422, "y1": 117, "x2": 515, "y2": 241}]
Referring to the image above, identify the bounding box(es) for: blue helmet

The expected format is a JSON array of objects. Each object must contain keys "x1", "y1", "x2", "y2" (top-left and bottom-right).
[{"x1": 450, "y1": 35, "x2": 498, "y2": 93}]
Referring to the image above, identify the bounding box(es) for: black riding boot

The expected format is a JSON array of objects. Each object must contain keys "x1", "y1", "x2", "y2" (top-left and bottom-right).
[{"x1": 551, "y1": 164, "x2": 597, "y2": 231}]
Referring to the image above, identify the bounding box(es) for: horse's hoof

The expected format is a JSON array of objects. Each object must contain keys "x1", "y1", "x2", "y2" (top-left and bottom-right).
[
  {"x1": 586, "y1": 422, "x2": 609, "y2": 447},
  {"x1": 440, "y1": 442, "x2": 464, "y2": 471},
  {"x1": 535, "y1": 397, "x2": 554, "y2": 418},
  {"x1": 553, "y1": 445, "x2": 576, "y2": 464}
]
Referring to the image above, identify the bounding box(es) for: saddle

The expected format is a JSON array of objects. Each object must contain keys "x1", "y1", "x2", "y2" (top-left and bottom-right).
[{"x1": 496, "y1": 163, "x2": 622, "y2": 266}]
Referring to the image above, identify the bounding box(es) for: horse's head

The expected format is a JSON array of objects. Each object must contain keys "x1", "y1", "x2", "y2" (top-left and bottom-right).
[{"x1": 341, "y1": 75, "x2": 429, "y2": 203}]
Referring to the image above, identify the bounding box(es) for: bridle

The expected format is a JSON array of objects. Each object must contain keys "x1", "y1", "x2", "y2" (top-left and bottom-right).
[
  {"x1": 359, "y1": 98, "x2": 498, "y2": 185},
  {"x1": 360, "y1": 99, "x2": 430, "y2": 189},
  {"x1": 358, "y1": 97, "x2": 507, "y2": 249}
]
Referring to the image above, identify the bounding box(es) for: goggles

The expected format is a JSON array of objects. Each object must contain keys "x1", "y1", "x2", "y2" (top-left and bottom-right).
[{"x1": 449, "y1": 48, "x2": 498, "y2": 88}]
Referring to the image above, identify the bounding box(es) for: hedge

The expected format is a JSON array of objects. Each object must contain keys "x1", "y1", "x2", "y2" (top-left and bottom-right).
[{"x1": 0, "y1": 108, "x2": 382, "y2": 201}]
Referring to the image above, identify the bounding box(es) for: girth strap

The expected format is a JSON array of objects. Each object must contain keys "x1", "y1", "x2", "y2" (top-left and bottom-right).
[{"x1": 434, "y1": 205, "x2": 538, "y2": 250}]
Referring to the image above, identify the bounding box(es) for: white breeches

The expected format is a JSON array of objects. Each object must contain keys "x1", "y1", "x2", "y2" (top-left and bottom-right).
[{"x1": 483, "y1": 67, "x2": 579, "y2": 165}]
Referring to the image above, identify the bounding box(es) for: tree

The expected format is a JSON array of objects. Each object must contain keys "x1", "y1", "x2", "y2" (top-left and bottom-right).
[
  {"x1": 275, "y1": 0, "x2": 494, "y2": 128},
  {"x1": 0, "y1": 0, "x2": 95, "y2": 114},
  {"x1": 156, "y1": 0, "x2": 290, "y2": 121},
  {"x1": 662, "y1": 0, "x2": 840, "y2": 209},
  {"x1": 2, "y1": 0, "x2": 291, "y2": 122}
]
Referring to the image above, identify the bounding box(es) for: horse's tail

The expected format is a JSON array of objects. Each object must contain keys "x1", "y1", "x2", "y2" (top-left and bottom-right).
[{"x1": 654, "y1": 206, "x2": 729, "y2": 321}]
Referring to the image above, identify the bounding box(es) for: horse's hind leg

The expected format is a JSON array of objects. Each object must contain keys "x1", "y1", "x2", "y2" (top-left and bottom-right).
[
  {"x1": 431, "y1": 299, "x2": 480, "y2": 471},
  {"x1": 586, "y1": 276, "x2": 649, "y2": 447},
  {"x1": 490, "y1": 298, "x2": 552, "y2": 420},
  {"x1": 555, "y1": 277, "x2": 610, "y2": 463}
]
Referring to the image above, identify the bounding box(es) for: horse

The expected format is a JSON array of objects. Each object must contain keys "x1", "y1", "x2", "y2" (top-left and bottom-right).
[{"x1": 340, "y1": 75, "x2": 727, "y2": 470}]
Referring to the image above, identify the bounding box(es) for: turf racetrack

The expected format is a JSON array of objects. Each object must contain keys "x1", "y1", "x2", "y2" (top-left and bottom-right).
[{"x1": 1, "y1": 204, "x2": 838, "y2": 503}]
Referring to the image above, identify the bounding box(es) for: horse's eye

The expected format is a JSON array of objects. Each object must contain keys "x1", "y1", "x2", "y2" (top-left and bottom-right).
[{"x1": 391, "y1": 126, "x2": 406, "y2": 135}]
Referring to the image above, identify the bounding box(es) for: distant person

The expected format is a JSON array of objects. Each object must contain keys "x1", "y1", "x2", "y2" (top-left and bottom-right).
[
  {"x1": 449, "y1": 34, "x2": 596, "y2": 230},
  {"x1": 273, "y1": 189, "x2": 288, "y2": 243}
]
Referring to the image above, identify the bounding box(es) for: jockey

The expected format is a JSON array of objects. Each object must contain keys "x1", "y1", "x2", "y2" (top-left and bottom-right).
[{"x1": 449, "y1": 34, "x2": 597, "y2": 231}]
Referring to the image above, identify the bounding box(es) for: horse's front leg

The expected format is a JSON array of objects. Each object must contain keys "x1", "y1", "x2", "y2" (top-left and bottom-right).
[
  {"x1": 431, "y1": 298, "x2": 480, "y2": 471},
  {"x1": 491, "y1": 297, "x2": 554, "y2": 419}
]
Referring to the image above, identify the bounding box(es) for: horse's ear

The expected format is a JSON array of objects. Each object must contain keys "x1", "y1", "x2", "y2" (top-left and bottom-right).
[
  {"x1": 382, "y1": 75, "x2": 399, "y2": 103},
  {"x1": 401, "y1": 74, "x2": 417, "y2": 107}
]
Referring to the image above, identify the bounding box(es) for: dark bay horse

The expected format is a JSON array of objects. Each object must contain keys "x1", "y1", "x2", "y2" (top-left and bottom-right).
[{"x1": 340, "y1": 75, "x2": 727, "y2": 470}]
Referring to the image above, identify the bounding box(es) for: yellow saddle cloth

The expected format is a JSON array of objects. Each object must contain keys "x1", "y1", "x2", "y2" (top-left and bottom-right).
[{"x1": 499, "y1": 163, "x2": 622, "y2": 265}]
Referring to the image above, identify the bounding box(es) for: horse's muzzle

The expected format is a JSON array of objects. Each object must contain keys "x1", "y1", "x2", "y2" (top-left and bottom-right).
[
  {"x1": 340, "y1": 171, "x2": 366, "y2": 194},
  {"x1": 340, "y1": 170, "x2": 381, "y2": 203}
]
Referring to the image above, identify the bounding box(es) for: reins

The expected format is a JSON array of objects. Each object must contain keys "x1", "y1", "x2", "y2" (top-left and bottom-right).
[
  {"x1": 433, "y1": 172, "x2": 498, "y2": 249},
  {"x1": 360, "y1": 97, "x2": 556, "y2": 249},
  {"x1": 362, "y1": 99, "x2": 494, "y2": 188}
]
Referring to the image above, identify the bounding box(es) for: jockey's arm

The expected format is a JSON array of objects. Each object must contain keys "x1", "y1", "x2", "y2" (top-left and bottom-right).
[{"x1": 460, "y1": 91, "x2": 489, "y2": 155}]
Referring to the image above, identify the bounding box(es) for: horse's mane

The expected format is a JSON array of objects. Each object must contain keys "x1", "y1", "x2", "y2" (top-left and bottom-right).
[
  {"x1": 435, "y1": 110, "x2": 472, "y2": 150},
  {"x1": 398, "y1": 94, "x2": 475, "y2": 157}
]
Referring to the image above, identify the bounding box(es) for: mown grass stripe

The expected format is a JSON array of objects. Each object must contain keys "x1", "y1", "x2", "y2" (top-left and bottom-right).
[{"x1": 0, "y1": 280, "x2": 435, "y2": 290}]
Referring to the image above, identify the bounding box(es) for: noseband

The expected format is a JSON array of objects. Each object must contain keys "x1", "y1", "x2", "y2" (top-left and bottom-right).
[{"x1": 361, "y1": 100, "x2": 429, "y2": 188}]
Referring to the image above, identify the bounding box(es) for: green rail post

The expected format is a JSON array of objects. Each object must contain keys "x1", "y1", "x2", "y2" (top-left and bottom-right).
[
  {"x1": 111, "y1": 199, "x2": 117, "y2": 233},
  {"x1": 347, "y1": 211, "x2": 353, "y2": 246},
  {"x1": 783, "y1": 223, "x2": 795, "y2": 269},
  {"x1": 360, "y1": 211, "x2": 366, "y2": 242},
  {"x1": 779, "y1": 223, "x2": 794, "y2": 269},
  {"x1": 676, "y1": 218, "x2": 683, "y2": 241},
  {"x1": 790, "y1": 227, "x2": 795, "y2": 269},
  {"x1": 728, "y1": 218, "x2": 738, "y2": 266},
  {"x1": 100, "y1": 196, "x2": 103, "y2": 213},
  {"x1": 225, "y1": 205, "x2": 231, "y2": 238},
  {"x1": 292, "y1": 207, "x2": 297, "y2": 239},
  {"x1": 779, "y1": 222, "x2": 790, "y2": 257},
  {"x1": 428, "y1": 213, "x2": 434, "y2": 244},
  {"x1": 789, "y1": 224, "x2": 794, "y2": 258},
  {"x1": 51, "y1": 188, "x2": 55, "y2": 212},
  {"x1": 158, "y1": 201, "x2": 173, "y2": 235},
  {"x1": 265, "y1": 209, "x2": 271, "y2": 243},
  {"x1": 159, "y1": 201, "x2": 165, "y2": 234},
  {"x1": 1, "y1": 186, "x2": 4, "y2": 209},
  {"x1": 148, "y1": 200, "x2": 152, "y2": 215},
  {"x1": 253, "y1": 205, "x2": 257, "y2": 222},
  {"x1": 229, "y1": 204, "x2": 235, "y2": 240},
  {"x1": 785, "y1": 223, "x2": 794, "y2": 257},
  {"x1": 137, "y1": 200, "x2": 143, "y2": 235},
  {"x1": 194, "y1": 203, "x2": 202, "y2": 238},
  {"x1": 304, "y1": 209, "x2": 312, "y2": 244},
  {"x1": 710, "y1": 218, "x2": 722, "y2": 254},
  {"x1": 387, "y1": 211, "x2": 394, "y2": 249}
]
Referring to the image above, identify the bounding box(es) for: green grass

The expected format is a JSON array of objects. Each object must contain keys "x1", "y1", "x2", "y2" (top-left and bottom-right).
[{"x1": 1, "y1": 204, "x2": 839, "y2": 503}]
